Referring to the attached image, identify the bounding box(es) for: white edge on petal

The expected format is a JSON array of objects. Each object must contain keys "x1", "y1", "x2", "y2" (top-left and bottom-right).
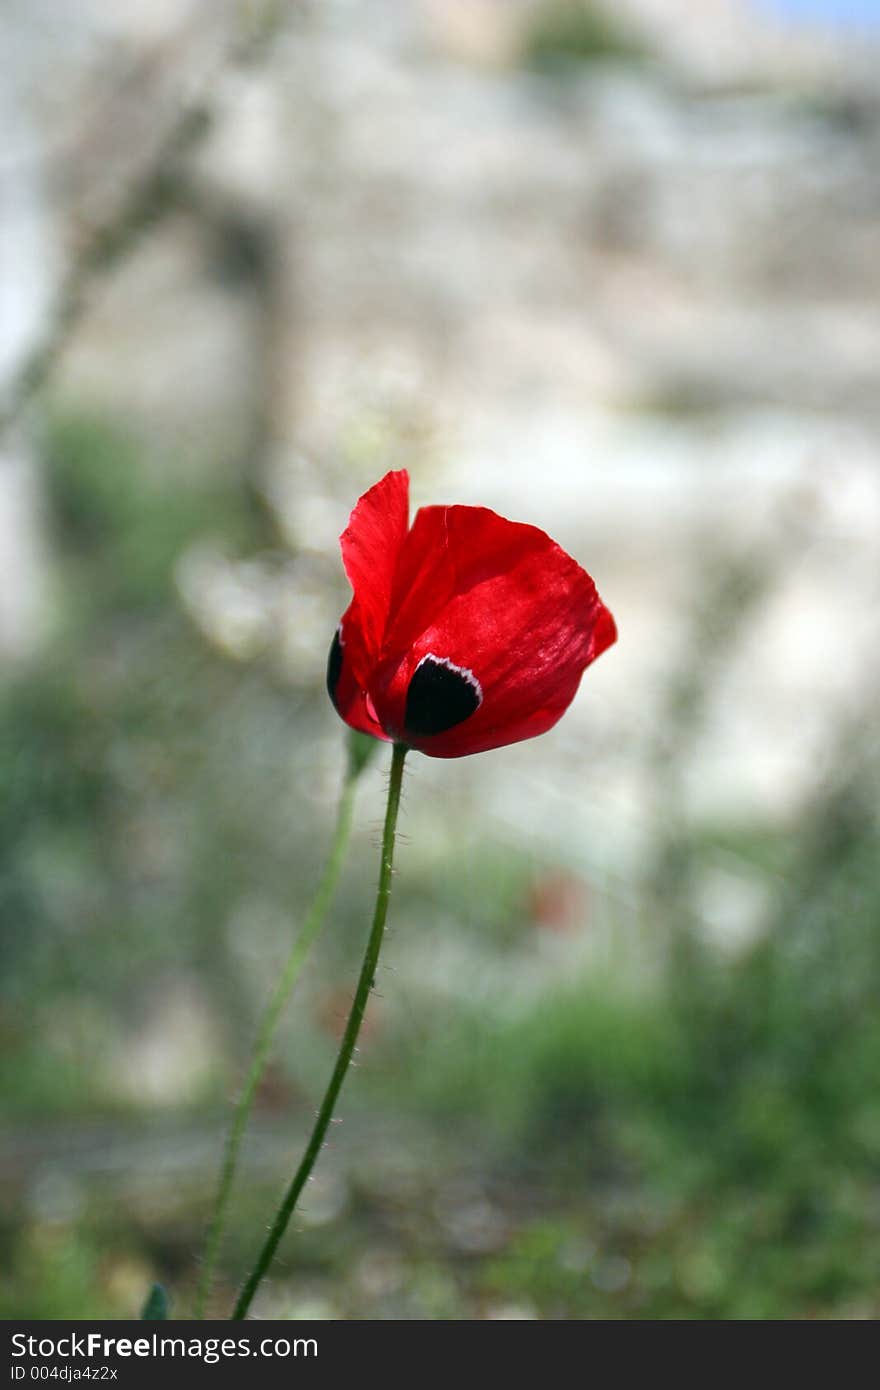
[{"x1": 416, "y1": 652, "x2": 483, "y2": 707}]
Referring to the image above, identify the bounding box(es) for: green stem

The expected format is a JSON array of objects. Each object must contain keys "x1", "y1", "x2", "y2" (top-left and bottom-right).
[
  {"x1": 195, "y1": 754, "x2": 361, "y2": 1319},
  {"x1": 231, "y1": 741, "x2": 408, "y2": 1321}
]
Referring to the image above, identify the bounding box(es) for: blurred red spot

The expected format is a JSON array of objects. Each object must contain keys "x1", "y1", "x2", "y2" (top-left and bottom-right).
[
  {"x1": 527, "y1": 871, "x2": 589, "y2": 933},
  {"x1": 315, "y1": 987, "x2": 384, "y2": 1044},
  {"x1": 253, "y1": 1060, "x2": 298, "y2": 1114}
]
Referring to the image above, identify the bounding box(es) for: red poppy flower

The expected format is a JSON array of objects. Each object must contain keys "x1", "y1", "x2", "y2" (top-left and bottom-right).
[{"x1": 326, "y1": 470, "x2": 616, "y2": 758}]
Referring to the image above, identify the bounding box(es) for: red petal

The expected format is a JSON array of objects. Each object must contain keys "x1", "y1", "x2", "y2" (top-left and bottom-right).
[
  {"x1": 371, "y1": 505, "x2": 615, "y2": 757},
  {"x1": 339, "y1": 469, "x2": 409, "y2": 663},
  {"x1": 328, "y1": 599, "x2": 390, "y2": 742}
]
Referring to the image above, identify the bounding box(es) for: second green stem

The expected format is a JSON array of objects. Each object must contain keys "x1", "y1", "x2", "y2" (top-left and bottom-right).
[
  {"x1": 196, "y1": 747, "x2": 363, "y2": 1318},
  {"x1": 231, "y1": 740, "x2": 407, "y2": 1320}
]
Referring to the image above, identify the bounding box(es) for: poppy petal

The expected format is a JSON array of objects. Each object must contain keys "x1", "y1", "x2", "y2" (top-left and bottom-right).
[
  {"x1": 325, "y1": 601, "x2": 390, "y2": 743},
  {"x1": 372, "y1": 506, "x2": 614, "y2": 756},
  {"x1": 340, "y1": 469, "x2": 409, "y2": 661},
  {"x1": 381, "y1": 504, "x2": 552, "y2": 659}
]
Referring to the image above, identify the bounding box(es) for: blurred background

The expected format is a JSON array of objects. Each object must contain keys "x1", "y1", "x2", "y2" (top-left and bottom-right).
[{"x1": 2, "y1": 0, "x2": 879, "y2": 1320}]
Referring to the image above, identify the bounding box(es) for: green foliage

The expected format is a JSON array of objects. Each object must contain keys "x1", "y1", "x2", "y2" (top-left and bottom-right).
[
  {"x1": 0, "y1": 406, "x2": 332, "y2": 1113},
  {"x1": 402, "y1": 793, "x2": 880, "y2": 1317},
  {"x1": 42, "y1": 406, "x2": 262, "y2": 615},
  {"x1": 0, "y1": 1225, "x2": 121, "y2": 1321},
  {"x1": 523, "y1": 1, "x2": 644, "y2": 71},
  {"x1": 141, "y1": 1283, "x2": 170, "y2": 1319}
]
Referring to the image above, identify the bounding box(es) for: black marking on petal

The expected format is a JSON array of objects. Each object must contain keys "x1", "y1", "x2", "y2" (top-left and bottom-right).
[
  {"x1": 326, "y1": 627, "x2": 344, "y2": 710},
  {"x1": 404, "y1": 655, "x2": 482, "y2": 737}
]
